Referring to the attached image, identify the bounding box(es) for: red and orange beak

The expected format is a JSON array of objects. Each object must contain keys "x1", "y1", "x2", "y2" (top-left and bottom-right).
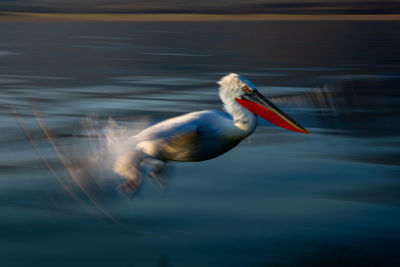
[{"x1": 236, "y1": 90, "x2": 309, "y2": 134}]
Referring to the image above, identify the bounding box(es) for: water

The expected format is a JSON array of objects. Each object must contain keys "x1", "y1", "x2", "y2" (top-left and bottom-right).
[{"x1": 1, "y1": 20, "x2": 400, "y2": 266}]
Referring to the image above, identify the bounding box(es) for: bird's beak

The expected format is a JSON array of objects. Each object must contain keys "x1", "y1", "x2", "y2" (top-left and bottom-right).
[{"x1": 236, "y1": 90, "x2": 309, "y2": 134}]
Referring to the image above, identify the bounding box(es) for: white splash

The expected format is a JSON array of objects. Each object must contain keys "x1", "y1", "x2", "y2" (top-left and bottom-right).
[{"x1": 78, "y1": 115, "x2": 151, "y2": 193}]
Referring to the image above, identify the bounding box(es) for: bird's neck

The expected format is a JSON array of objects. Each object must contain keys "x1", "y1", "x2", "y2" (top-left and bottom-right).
[{"x1": 224, "y1": 98, "x2": 257, "y2": 134}]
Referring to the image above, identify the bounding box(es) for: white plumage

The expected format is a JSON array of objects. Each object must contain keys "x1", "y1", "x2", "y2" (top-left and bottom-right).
[{"x1": 112, "y1": 73, "x2": 307, "y2": 192}]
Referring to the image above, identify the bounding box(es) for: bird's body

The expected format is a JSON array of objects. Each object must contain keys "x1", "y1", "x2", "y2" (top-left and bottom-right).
[
  {"x1": 134, "y1": 110, "x2": 256, "y2": 162},
  {"x1": 113, "y1": 73, "x2": 308, "y2": 192}
]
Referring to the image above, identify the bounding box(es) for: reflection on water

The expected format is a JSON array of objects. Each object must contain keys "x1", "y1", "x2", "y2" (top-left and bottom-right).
[
  {"x1": 272, "y1": 77, "x2": 400, "y2": 137},
  {"x1": 1, "y1": 20, "x2": 400, "y2": 266}
]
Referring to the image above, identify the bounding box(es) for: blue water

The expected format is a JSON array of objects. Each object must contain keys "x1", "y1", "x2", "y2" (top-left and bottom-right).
[{"x1": 1, "y1": 20, "x2": 400, "y2": 266}]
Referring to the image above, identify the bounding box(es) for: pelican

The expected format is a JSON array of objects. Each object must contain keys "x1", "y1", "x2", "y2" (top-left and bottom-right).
[{"x1": 113, "y1": 73, "x2": 308, "y2": 191}]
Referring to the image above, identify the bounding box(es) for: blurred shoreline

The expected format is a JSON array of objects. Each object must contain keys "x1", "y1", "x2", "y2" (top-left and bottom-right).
[{"x1": 1, "y1": 12, "x2": 400, "y2": 22}]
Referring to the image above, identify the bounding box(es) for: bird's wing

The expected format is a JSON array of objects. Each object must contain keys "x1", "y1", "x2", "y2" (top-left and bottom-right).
[{"x1": 135, "y1": 110, "x2": 230, "y2": 142}]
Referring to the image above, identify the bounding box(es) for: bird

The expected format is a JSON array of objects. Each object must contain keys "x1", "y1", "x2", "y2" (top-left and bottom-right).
[{"x1": 113, "y1": 73, "x2": 308, "y2": 192}]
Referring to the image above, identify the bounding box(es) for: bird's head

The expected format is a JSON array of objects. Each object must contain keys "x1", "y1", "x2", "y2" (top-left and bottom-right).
[{"x1": 218, "y1": 73, "x2": 308, "y2": 134}]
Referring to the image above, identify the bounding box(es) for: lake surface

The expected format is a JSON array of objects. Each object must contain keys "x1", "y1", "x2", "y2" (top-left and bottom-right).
[{"x1": 1, "y1": 20, "x2": 400, "y2": 266}]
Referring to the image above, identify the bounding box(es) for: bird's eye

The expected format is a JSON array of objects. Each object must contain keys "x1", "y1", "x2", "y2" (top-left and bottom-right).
[{"x1": 242, "y1": 86, "x2": 251, "y2": 93}]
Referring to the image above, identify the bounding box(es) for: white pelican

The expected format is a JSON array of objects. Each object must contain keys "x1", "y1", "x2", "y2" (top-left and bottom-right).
[{"x1": 114, "y1": 73, "x2": 308, "y2": 191}]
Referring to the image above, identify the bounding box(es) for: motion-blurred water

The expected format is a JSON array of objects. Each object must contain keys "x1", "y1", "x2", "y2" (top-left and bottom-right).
[{"x1": 1, "y1": 20, "x2": 400, "y2": 266}]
